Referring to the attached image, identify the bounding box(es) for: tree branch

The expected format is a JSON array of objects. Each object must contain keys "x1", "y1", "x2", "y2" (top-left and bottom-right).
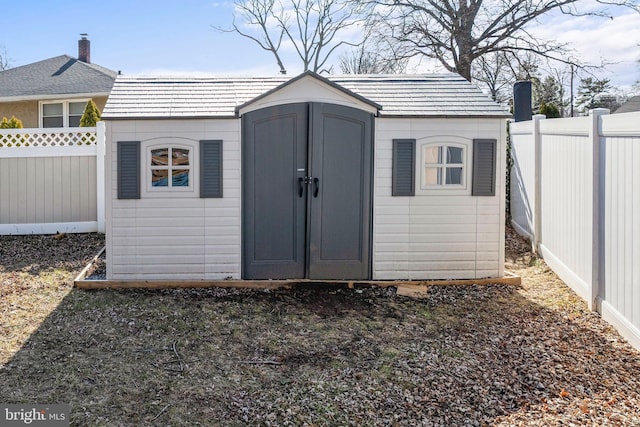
[{"x1": 360, "y1": 0, "x2": 639, "y2": 81}]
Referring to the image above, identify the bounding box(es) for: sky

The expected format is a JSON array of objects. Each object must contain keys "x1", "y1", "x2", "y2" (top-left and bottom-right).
[{"x1": 1, "y1": 0, "x2": 639, "y2": 91}]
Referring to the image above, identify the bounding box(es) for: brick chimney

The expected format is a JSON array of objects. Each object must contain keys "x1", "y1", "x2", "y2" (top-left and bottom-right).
[{"x1": 78, "y1": 34, "x2": 90, "y2": 63}]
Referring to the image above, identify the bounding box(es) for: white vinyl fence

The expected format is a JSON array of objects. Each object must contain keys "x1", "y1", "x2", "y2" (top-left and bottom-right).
[
  {"x1": 510, "y1": 109, "x2": 640, "y2": 350},
  {"x1": 0, "y1": 122, "x2": 105, "y2": 234}
]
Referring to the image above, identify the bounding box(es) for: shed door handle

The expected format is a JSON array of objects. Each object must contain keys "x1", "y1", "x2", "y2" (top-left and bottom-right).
[
  {"x1": 298, "y1": 177, "x2": 304, "y2": 197},
  {"x1": 313, "y1": 177, "x2": 319, "y2": 198}
]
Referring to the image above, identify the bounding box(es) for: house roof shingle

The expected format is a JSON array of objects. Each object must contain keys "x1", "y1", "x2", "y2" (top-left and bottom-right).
[
  {"x1": 614, "y1": 95, "x2": 640, "y2": 114},
  {"x1": 0, "y1": 55, "x2": 117, "y2": 100},
  {"x1": 103, "y1": 72, "x2": 510, "y2": 119}
]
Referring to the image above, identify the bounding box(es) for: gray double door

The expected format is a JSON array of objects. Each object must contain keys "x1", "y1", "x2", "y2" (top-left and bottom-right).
[{"x1": 242, "y1": 103, "x2": 373, "y2": 280}]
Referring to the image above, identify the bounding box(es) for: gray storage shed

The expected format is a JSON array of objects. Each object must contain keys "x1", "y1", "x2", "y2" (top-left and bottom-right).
[{"x1": 102, "y1": 71, "x2": 510, "y2": 281}]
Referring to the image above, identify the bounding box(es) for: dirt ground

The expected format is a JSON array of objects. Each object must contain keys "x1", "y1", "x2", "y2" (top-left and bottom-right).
[{"x1": 1, "y1": 228, "x2": 639, "y2": 426}]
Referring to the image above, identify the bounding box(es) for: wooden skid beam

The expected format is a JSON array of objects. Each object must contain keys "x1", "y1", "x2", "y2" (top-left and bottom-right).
[
  {"x1": 73, "y1": 247, "x2": 105, "y2": 282},
  {"x1": 74, "y1": 272, "x2": 521, "y2": 290}
]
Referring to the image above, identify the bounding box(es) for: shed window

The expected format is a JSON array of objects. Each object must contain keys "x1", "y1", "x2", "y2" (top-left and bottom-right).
[
  {"x1": 149, "y1": 146, "x2": 191, "y2": 190},
  {"x1": 422, "y1": 144, "x2": 465, "y2": 188}
]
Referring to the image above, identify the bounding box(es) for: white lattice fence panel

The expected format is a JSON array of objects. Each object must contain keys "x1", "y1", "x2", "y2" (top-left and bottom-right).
[{"x1": 0, "y1": 128, "x2": 97, "y2": 148}]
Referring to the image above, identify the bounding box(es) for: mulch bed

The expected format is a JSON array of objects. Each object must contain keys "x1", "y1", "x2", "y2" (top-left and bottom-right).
[{"x1": 1, "y1": 228, "x2": 639, "y2": 426}]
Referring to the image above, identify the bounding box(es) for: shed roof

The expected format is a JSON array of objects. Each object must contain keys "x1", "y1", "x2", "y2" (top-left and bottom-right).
[
  {"x1": 0, "y1": 55, "x2": 118, "y2": 101},
  {"x1": 103, "y1": 72, "x2": 510, "y2": 119}
]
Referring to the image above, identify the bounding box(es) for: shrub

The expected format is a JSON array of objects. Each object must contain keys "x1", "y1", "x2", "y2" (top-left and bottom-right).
[
  {"x1": 0, "y1": 115, "x2": 23, "y2": 128},
  {"x1": 0, "y1": 116, "x2": 26, "y2": 146},
  {"x1": 538, "y1": 102, "x2": 561, "y2": 118}
]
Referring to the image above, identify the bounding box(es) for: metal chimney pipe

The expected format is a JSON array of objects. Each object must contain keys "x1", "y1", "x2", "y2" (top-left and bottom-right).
[{"x1": 513, "y1": 81, "x2": 532, "y2": 122}]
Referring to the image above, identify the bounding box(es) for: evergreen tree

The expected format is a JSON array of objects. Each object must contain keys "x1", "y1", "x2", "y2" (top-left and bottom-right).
[
  {"x1": 534, "y1": 76, "x2": 562, "y2": 110},
  {"x1": 576, "y1": 78, "x2": 613, "y2": 113},
  {"x1": 79, "y1": 99, "x2": 101, "y2": 127}
]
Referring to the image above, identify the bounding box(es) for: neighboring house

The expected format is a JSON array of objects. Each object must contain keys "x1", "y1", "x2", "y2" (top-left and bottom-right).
[
  {"x1": 102, "y1": 71, "x2": 511, "y2": 282},
  {"x1": 0, "y1": 36, "x2": 117, "y2": 127},
  {"x1": 614, "y1": 95, "x2": 640, "y2": 114}
]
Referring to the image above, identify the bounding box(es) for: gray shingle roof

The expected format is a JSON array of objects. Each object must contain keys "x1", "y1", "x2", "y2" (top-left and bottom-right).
[
  {"x1": 614, "y1": 95, "x2": 640, "y2": 114},
  {"x1": 0, "y1": 55, "x2": 117, "y2": 100},
  {"x1": 103, "y1": 72, "x2": 510, "y2": 119}
]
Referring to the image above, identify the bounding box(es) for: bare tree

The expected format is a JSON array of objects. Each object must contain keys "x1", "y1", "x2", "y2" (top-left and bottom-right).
[
  {"x1": 473, "y1": 50, "x2": 542, "y2": 103},
  {"x1": 226, "y1": 0, "x2": 288, "y2": 74},
  {"x1": 217, "y1": 0, "x2": 362, "y2": 74},
  {"x1": 544, "y1": 64, "x2": 570, "y2": 116},
  {"x1": 362, "y1": 0, "x2": 638, "y2": 81},
  {"x1": 339, "y1": 35, "x2": 408, "y2": 73},
  {"x1": 0, "y1": 46, "x2": 10, "y2": 71},
  {"x1": 471, "y1": 52, "x2": 512, "y2": 102}
]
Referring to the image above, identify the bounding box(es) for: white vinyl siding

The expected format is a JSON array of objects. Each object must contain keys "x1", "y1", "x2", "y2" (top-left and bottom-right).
[
  {"x1": 106, "y1": 115, "x2": 506, "y2": 281},
  {"x1": 106, "y1": 119, "x2": 241, "y2": 280},
  {"x1": 373, "y1": 117, "x2": 506, "y2": 280}
]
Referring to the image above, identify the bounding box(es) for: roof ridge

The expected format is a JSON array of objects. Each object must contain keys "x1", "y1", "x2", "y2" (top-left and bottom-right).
[
  {"x1": 0, "y1": 54, "x2": 73, "y2": 74},
  {"x1": 80, "y1": 61, "x2": 118, "y2": 78},
  {"x1": 115, "y1": 72, "x2": 463, "y2": 78},
  {"x1": 1, "y1": 54, "x2": 117, "y2": 78}
]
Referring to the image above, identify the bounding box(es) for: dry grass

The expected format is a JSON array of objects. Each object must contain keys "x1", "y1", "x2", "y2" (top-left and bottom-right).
[
  {"x1": 0, "y1": 233, "x2": 105, "y2": 364},
  {"x1": 1, "y1": 229, "x2": 640, "y2": 426}
]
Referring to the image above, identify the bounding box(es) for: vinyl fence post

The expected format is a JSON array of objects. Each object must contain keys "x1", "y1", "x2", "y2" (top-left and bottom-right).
[
  {"x1": 589, "y1": 108, "x2": 609, "y2": 311},
  {"x1": 96, "y1": 121, "x2": 106, "y2": 233},
  {"x1": 532, "y1": 114, "x2": 545, "y2": 255}
]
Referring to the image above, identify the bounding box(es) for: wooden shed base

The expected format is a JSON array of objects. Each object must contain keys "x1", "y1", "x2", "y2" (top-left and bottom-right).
[
  {"x1": 74, "y1": 273, "x2": 520, "y2": 291},
  {"x1": 74, "y1": 247, "x2": 520, "y2": 293}
]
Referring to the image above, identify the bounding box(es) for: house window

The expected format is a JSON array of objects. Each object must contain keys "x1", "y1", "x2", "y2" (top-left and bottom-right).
[
  {"x1": 422, "y1": 144, "x2": 465, "y2": 187},
  {"x1": 42, "y1": 103, "x2": 63, "y2": 127},
  {"x1": 41, "y1": 100, "x2": 88, "y2": 128},
  {"x1": 149, "y1": 147, "x2": 191, "y2": 190},
  {"x1": 68, "y1": 102, "x2": 86, "y2": 127}
]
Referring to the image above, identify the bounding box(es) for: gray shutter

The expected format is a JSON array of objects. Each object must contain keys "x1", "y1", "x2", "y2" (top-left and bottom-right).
[
  {"x1": 472, "y1": 139, "x2": 497, "y2": 196},
  {"x1": 392, "y1": 139, "x2": 415, "y2": 196},
  {"x1": 200, "y1": 140, "x2": 223, "y2": 198},
  {"x1": 117, "y1": 141, "x2": 140, "y2": 199}
]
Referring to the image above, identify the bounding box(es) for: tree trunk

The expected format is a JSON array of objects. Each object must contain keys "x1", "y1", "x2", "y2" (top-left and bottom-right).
[
  {"x1": 454, "y1": 36, "x2": 474, "y2": 81},
  {"x1": 454, "y1": 2, "x2": 475, "y2": 82},
  {"x1": 457, "y1": 58, "x2": 473, "y2": 81}
]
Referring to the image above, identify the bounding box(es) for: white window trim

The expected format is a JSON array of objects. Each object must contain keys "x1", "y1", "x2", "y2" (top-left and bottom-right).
[
  {"x1": 39, "y1": 99, "x2": 89, "y2": 128},
  {"x1": 416, "y1": 138, "x2": 472, "y2": 196},
  {"x1": 144, "y1": 142, "x2": 197, "y2": 196}
]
